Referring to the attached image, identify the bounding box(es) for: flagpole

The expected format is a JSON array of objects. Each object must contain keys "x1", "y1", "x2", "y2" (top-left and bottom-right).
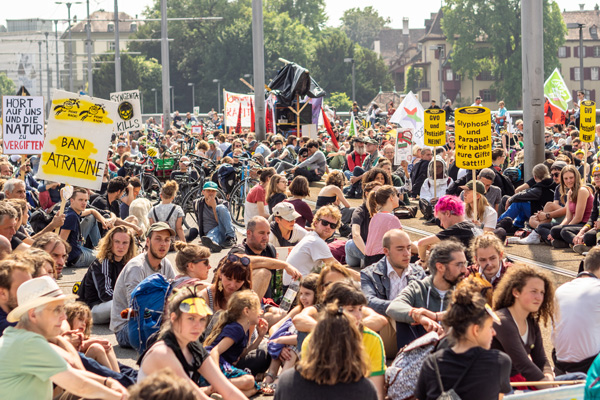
[
  {"x1": 433, "y1": 147, "x2": 437, "y2": 200},
  {"x1": 472, "y1": 169, "x2": 477, "y2": 225}
]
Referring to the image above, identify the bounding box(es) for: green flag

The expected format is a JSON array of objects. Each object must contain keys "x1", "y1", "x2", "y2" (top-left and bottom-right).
[
  {"x1": 544, "y1": 68, "x2": 572, "y2": 112},
  {"x1": 348, "y1": 113, "x2": 356, "y2": 137}
]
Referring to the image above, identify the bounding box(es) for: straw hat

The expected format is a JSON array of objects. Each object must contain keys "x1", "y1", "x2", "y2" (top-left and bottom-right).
[{"x1": 7, "y1": 276, "x2": 77, "y2": 323}]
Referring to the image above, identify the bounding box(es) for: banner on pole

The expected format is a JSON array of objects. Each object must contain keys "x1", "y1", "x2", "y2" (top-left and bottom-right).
[
  {"x1": 455, "y1": 107, "x2": 492, "y2": 170},
  {"x1": 224, "y1": 91, "x2": 254, "y2": 128},
  {"x1": 579, "y1": 100, "x2": 596, "y2": 143},
  {"x1": 389, "y1": 91, "x2": 425, "y2": 148},
  {"x1": 2, "y1": 96, "x2": 45, "y2": 154},
  {"x1": 37, "y1": 90, "x2": 118, "y2": 191},
  {"x1": 544, "y1": 68, "x2": 572, "y2": 112},
  {"x1": 393, "y1": 128, "x2": 414, "y2": 165},
  {"x1": 110, "y1": 90, "x2": 142, "y2": 134},
  {"x1": 424, "y1": 109, "x2": 446, "y2": 147}
]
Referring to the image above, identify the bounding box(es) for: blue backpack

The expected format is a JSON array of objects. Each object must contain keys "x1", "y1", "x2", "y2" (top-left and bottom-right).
[{"x1": 127, "y1": 273, "x2": 173, "y2": 354}]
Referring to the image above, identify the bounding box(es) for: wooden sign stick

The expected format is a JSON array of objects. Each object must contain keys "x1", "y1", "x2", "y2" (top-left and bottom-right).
[
  {"x1": 509, "y1": 380, "x2": 585, "y2": 387},
  {"x1": 54, "y1": 185, "x2": 73, "y2": 234}
]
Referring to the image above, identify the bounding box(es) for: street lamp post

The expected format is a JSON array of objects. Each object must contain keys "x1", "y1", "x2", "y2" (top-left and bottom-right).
[
  {"x1": 114, "y1": 0, "x2": 121, "y2": 92},
  {"x1": 188, "y1": 82, "x2": 195, "y2": 111},
  {"x1": 151, "y1": 88, "x2": 157, "y2": 113},
  {"x1": 213, "y1": 79, "x2": 221, "y2": 112},
  {"x1": 56, "y1": 1, "x2": 82, "y2": 92},
  {"x1": 343, "y1": 58, "x2": 355, "y2": 102},
  {"x1": 38, "y1": 41, "x2": 43, "y2": 96},
  {"x1": 85, "y1": 0, "x2": 93, "y2": 95},
  {"x1": 45, "y1": 32, "x2": 51, "y2": 116},
  {"x1": 429, "y1": 44, "x2": 444, "y2": 105},
  {"x1": 567, "y1": 22, "x2": 585, "y2": 93},
  {"x1": 54, "y1": 20, "x2": 60, "y2": 88}
]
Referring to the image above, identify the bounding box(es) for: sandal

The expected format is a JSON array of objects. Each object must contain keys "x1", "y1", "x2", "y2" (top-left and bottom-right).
[
  {"x1": 262, "y1": 371, "x2": 277, "y2": 385},
  {"x1": 259, "y1": 383, "x2": 276, "y2": 396}
]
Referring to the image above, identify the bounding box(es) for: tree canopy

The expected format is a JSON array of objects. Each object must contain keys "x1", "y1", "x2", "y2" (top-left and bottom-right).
[
  {"x1": 340, "y1": 7, "x2": 390, "y2": 49},
  {"x1": 0, "y1": 73, "x2": 16, "y2": 97},
  {"x1": 442, "y1": 0, "x2": 566, "y2": 108}
]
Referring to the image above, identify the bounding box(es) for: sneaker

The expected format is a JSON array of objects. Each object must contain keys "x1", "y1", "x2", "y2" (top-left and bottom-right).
[
  {"x1": 222, "y1": 236, "x2": 237, "y2": 248},
  {"x1": 573, "y1": 244, "x2": 590, "y2": 254},
  {"x1": 201, "y1": 236, "x2": 223, "y2": 253},
  {"x1": 518, "y1": 231, "x2": 541, "y2": 245},
  {"x1": 506, "y1": 237, "x2": 521, "y2": 244}
]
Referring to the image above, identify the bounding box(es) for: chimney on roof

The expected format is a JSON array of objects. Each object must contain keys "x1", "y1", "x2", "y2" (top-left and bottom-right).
[
  {"x1": 403, "y1": 18, "x2": 409, "y2": 35},
  {"x1": 580, "y1": 3, "x2": 585, "y2": 10}
]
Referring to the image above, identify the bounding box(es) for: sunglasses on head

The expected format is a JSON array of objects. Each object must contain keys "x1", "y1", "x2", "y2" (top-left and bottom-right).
[
  {"x1": 319, "y1": 219, "x2": 339, "y2": 229},
  {"x1": 228, "y1": 253, "x2": 250, "y2": 266}
]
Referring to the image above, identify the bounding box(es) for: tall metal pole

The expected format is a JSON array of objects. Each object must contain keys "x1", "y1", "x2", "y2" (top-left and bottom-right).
[
  {"x1": 439, "y1": 47, "x2": 443, "y2": 104},
  {"x1": 38, "y1": 41, "x2": 43, "y2": 96},
  {"x1": 170, "y1": 86, "x2": 174, "y2": 111},
  {"x1": 252, "y1": 0, "x2": 266, "y2": 140},
  {"x1": 521, "y1": 0, "x2": 544, "y2": 181},
  {"x1": 188, "y1": 83, "x2": 195, "y2": 110},
  {"x1": 114, "y1": 0, "x2": 121, "y2": 92},
  {"x1": 45, "y1": 32, "x2": 51, "y2": 116},
  {"x1": 86, "y1": 0, "x2": 93, "y2": 95},
  {"x1": 54, "y1": 20, "x2": 60, "y2": 88},
  {"x1": 579, "y1": 25, "x2": 584, "y2": 93},
  {"x1": 152, "y1": 88, "x2": 157, "y2": 113},
  {"x1": 67, "y1": 3, "x2": 73, "y2": 92},
  {"x1": 351, "y1": 60, "x2": 356, "y2": 102},
  {"x1": 160, "y1": 0, "x2": 171, "y2": 129},
  {"x1": 218, "y1": 81, "x2": 221, "y2": 112}
]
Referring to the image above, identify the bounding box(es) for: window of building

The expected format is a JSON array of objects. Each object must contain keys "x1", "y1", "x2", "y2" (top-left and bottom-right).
[
  {"x1": 445, "y1": 69, "x2": 453, "y2": 81},
  {"x1": 108, "y1": 42, "x2": 116, "y2": 51},
  {"x1": 421, "y1": 90, "x2": 430, "y2": 102},
  {"x1": 592, "y1": 67, "x2": 599, "y2": 81},
  {"x1": 594, "y1": 46, "x2": 600, "y2": 57},
  {"x1": 574, "y1": 67, "x2": 581, "y2": 81},
  {"x1": 482, "y1": 90, "x2": 492, "y2": 101},
  {"x1": 558, "y1": 46, "x2": 567, "y2": 58}
]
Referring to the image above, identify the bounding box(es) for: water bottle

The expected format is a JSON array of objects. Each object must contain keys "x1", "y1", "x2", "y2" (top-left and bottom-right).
[{"x1": 279, "y1": 280, "x2": 300, "y2": 312}]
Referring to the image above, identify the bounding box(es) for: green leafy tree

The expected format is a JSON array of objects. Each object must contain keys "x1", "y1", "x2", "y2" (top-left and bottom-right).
[
  {"x1": 327, "y1": 92, "x2": 352, "y2": 111},
  {"x1": 0, "y1": 73, "x2": 16, "y2": 96},
  {"x1": 340, "y1": 7, "x2": 390, "y2": 49},
  {"x1": 353, "y1": 45, "x2": 393, "y2": 106},
  {"x1": 442, "y1": 0, "x2": 566, "y2": 108},
  {"x1": 404, "y1": 66, "x2": 423, "y2": 93},
  {"x1": 309, "y1": 28, "x2": 354, "y2": 100},
  {"x1": 266, "y1": 0, "x2": 327, "y2": 33}
]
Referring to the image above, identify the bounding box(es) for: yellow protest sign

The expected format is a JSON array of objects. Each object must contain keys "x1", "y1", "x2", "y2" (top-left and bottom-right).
[
  {"x1": 455, "y1": 107, "x2": 492, "y2": 170},
  {"x1": 424, "y1": 109, "x2": 446, "y2": 147},
  {"x1": 579, "y1": 100, "x2": 596, "y2": 143},
  {"x1": 37, "y1": 90, "x2": 118, "y2": 190}
]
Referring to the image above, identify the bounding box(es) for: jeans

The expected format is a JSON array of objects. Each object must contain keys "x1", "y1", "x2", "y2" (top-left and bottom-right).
[
  {"x1": 294, "y1": 167, "x2": 321, "y2": 182},
  {"x1": 276, "y1": 161, "x2": 295, "y2": 174},
  {"x1": 345, "y1": 167, "x2": 365, "y2": 197},
  {"x1": 72, "y1": 246, "x2": 97, "y2": 268},
  {"x1": 206, "y1": 204, "x2": 235, "y2": 246},
  {"x1": 80, "y1": 214, "x2": 101, "y2": 247},
  {"x1": 499, "y1": 202, "x2": 531, "y2": 228},
  {"x1": 115, "y1": 327, "x2": 131, "y2": 348},
  {"x1": 551, "y1": 223, "x2": 585, "y2": 248},
  {"x1": 345, "y1": 239, "x2": 365, "y2": 268}
]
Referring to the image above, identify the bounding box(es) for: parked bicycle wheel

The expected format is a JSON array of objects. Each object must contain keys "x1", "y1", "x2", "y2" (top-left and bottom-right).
[
  {"x1": 181, "y1": 185, "x2": 226, "y2": 229},
  {"x1": 139, "y1": 173, "x2": 163, "y2": 204},
  {"x1": 229, "y1": 178, "x2": 259, "y2": 226}
]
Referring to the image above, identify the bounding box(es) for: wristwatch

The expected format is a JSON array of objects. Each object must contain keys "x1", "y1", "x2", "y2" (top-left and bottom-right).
[{"x1": 546, "y1": 212, "x2": 551, "y2": 220}]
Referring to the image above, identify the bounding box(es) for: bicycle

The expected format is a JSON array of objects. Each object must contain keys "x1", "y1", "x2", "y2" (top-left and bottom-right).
[
  {"x1": 123, "y1": 156, "x2": 163, "y2": 204},
  {"x1": 228, "y1": 156, "x2": 261, "y2": 227}
]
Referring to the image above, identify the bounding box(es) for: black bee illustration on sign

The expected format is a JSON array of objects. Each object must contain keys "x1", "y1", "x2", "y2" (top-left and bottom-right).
[
  {"x1": 54, "y1": 99, "x2": 81, "y2": 116},
  {"x1": 79, "y1": 103, "x2": 107, "y2": 121}
]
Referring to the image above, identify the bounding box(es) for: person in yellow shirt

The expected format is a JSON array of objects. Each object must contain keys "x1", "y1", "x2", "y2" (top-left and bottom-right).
[{"x1": 300, "y1": 281, "x2": 386, "y2": 399}]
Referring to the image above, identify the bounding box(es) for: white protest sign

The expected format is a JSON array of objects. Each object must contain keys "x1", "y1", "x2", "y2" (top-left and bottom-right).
[
  {"x1": 37, "y1": 90, "x2": 118, "y2": 191},
  {"x1": 2, "y1": 96, "x2": 45, "y2": 154},
  {"x1": 393, "y1": 128, "x2": 414, "y2": 164},
  {"x1": 110, "y1": 90, "x2": 142, "y2": 134},
  {"x1": 191, "y1": 125, "x2": 203, "y2": 135},
  {"x1": 302, "y1": 124, "x2": 317, "y2": 139}
]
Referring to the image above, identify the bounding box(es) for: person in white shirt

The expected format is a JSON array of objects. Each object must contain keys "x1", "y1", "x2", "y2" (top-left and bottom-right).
[
  {"x1": 552, "y1": 247, "x2": 600, "y2": 375},
  {"x1": 282, "y1": 205, "x2": 339, "y2": 286},
  {"x1": 461, "y1": 180, "x2": 498, "y2": 232}
]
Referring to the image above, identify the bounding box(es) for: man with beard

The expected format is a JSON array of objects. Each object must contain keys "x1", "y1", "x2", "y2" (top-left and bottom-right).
[
  {"x1": 387, "y1": 240, "x2": 467, "y2": 347},
  {"x1": 0, "y1": 260, "x2": 33, "y2": 335},
  {"x1": 110, "y1": 222, "x2": 175, "y2": 348}
]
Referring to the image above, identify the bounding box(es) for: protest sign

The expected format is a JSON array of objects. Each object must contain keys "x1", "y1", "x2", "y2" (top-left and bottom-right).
[
  {"x1": 389, "y1": 91, "x2": 425, "y2": 148},
  {"x1": 224, "y1": 91, "x2": 253, "y2": 127},
  {"x1": 455, "y1": 106, "x2": 492, "y2": 220},
  {"x1": 424, "y1": 109, "x2": 446, "y2": 147},
  {"x1": 37, "y1": 90, "x2": 118, "y2": 191},
  {"x1": 193, "y1": 106, "x2": 199, "y2": 116},
  {"x1": 110, "y1": 90, "x2": 142, "y2": 134},
  {"x1": 579, "y1": 100, "x2": 596, "y2": 143},
  {"x1": 2, "y1": 96, "x2": 44, "y2": 154},
  {"x1": 191, "y1": 125, "x2": 203, "y2": 135},
  {"x1": 393, "y1": 128, "x2": 414, "y2": 165}
]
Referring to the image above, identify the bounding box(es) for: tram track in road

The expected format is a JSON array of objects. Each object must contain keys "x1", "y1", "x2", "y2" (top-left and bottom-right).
[{"x1": 402, "y1": 225, "x2": 578, "y2": 279}]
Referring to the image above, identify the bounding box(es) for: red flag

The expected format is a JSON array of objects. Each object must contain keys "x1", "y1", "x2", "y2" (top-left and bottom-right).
[
  {"x1": 250, "y1": 98, "x2": 255, "y2": 133},
  {"x1": 322, "y1": 107, "x2": 339, "y2": 150},
  {"x1": 266, "y1": 103, "x2": 274, "y2": 134},
  {"x1": 235, "y1": 102, "x2": 242, "y2": 134},
  {"x1": 544, "y1": 98, "x2": 566, "y2": 126}
]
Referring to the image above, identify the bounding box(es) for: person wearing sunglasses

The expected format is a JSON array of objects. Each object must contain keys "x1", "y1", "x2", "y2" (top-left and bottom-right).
[
  {"x1": 138, "y1": 287, "x2": 248, "y2": 400},
  {"x1": 284, "y1": 205, "x2": 341, "y2": 287}
]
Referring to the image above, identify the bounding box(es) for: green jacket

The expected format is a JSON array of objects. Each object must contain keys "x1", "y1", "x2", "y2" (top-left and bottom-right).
[{"x1": 385, "y1": 275, "x2": 453, "y2": 324}]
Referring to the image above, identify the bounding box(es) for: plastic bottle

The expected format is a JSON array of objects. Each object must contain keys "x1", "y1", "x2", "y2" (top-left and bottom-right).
[{"x1": 279, "y1": 280, "x2": 300, "y2": 312}]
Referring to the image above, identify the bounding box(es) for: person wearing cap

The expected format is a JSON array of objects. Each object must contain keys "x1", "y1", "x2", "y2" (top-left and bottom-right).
[
  {"x1": 471, "y1": 96, "x2": 483, "y2": 107},
  {"x1": 207, "y1": 140, "x2": 223, "y2": 162},
  {"x1": 0, "y1": 275, "x2": 128, "y2": 400},
  {"x1": 137, "y1": 287, "x2": 248, "y2": 400},
  {"x1": 461, "y1": 180, "x2": 498, "y2": 234},
  {"x1": 266, "y1": 137, "x2": 294, "y2": 168},
  {"x1": 247, "y1": 140, "x2": 271, "y2": 158},
  {"x1": 344, "y1": 138, "x2": 381, "y2": 199},
  {"x1": 269, "y1": 202, "x2": 307, "y2": 247},
  {"x1": 110, "y1": 222, "x2": 176, "y2": 348},
  {"x1": 170, "y1": 156, "x2": 200, "y2": 181},
  {"x1": 197, "y1": 181, "x2": 236, "y2": 253}
]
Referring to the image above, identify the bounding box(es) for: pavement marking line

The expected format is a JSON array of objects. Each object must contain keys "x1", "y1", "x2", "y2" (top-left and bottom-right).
[{"x1": 402, "y1": 225, "x2": 577, "y2": 279}]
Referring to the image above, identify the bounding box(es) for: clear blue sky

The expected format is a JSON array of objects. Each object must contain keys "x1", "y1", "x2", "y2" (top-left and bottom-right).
[{"x1": 2, "y1": 0, "x2": 585, "y2": 31}]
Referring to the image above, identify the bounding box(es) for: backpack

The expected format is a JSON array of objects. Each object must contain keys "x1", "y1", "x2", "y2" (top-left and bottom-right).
[
  {"x1": 127, "y1": 273, "x2": 186, "y2": 354},
  {"x1": 385, "y1": 331, "x2": 440, "y2": 400},
  {"x1": 29, "y1": 204, "x2": 59, "y2": 234},
  {"x1": 217, "y1": 163, "x2": 236, "y2": 192}
]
